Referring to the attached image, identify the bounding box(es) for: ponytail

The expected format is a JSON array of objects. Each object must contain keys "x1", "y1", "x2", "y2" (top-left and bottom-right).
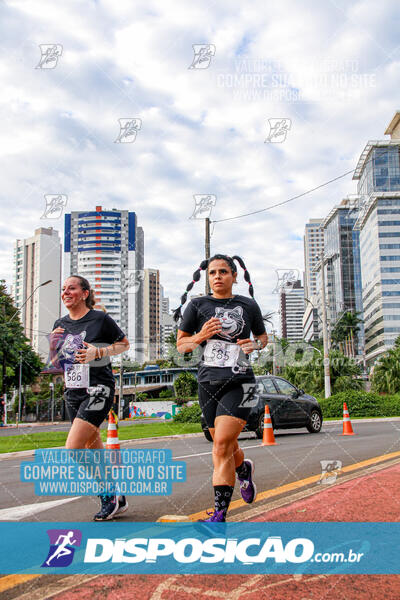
[
  {"x1": 173, "y1": 259, "x2": 209, "y2": 322},
  {"x1": 173, "y1": 254, "x2": 256, "y2": 322},
  {"x1": 231, "y1": 255, "x2": 254, "y2": 298}
]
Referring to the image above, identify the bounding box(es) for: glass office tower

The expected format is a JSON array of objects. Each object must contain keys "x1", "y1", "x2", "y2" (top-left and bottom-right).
[{"x1": 353, "y1": 112, "x2": 400, "y2": 365}]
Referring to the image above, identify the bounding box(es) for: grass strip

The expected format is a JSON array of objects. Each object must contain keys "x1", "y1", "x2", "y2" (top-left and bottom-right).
[{"x1": 0, "y1": 422, "x2": 202, "y2": 453}]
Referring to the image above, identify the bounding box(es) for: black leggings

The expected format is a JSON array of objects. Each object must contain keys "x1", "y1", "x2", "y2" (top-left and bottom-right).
[
  {"x1": 65, "y1": 384, "x2": 115, "y2": 428},
  {"x1": 198, "y1": 380, "x2": 255, "y2": 428}
]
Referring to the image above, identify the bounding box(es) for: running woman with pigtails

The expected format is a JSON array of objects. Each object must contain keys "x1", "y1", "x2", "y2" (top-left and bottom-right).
[{"x1": 175, "y1": 254, "x2": 268, "y2": 522}]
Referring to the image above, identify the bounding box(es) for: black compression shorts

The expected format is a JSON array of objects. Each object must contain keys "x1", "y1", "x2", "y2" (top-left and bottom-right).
[
  {"x1": 65, "y1": 383, "x2": 115, "y2": 428},
  {"x1": 198, "y1": 380, "x2": 255, "y2": 428}
]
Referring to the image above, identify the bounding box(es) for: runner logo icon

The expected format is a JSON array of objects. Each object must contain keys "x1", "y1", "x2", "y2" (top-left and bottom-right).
[{"x1": 42, "y1": 529, "x2": 82, "y2": 568}]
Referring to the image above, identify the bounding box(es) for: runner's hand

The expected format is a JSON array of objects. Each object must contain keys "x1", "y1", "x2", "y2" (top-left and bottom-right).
[
  {"x1": 199, "y1": 317, "x2": 222, "y2": 341},
  {"x1": 237, "y1": 338, "x2": 256, "y2": 354},
  {"x1": 50, "y1": 327, "x2": 64, "y2": 349},
  {"x1": 75, "y1": 342, "x2": 97, "y2": 364}
]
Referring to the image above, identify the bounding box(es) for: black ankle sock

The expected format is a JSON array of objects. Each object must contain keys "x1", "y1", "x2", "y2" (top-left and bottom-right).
[
  {"x1": 214, "y1": 485, "x2": 234, "y2": 516},
  {"x1": 236, "y1": 460, "x2": 249, "y2": 479}
]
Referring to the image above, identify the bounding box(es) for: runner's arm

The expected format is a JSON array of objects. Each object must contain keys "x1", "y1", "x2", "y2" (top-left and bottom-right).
[{"x1": 177, "y1": 318, "x2": 222, "y2": 353}]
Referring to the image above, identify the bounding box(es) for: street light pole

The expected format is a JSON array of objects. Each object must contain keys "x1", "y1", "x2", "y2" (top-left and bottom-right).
[
  {"x1": 49, "y1": 382, "x2": 54, "y2": 422},
  {"x1": 205, "y1": 218, "x2": 210, "y2": 295},
  {"x1": 320, "y1": 254, "x2": 331, "y2": 398},
  {"x1": 7, "y1": 279, "x2": 53, "y2": 421}
]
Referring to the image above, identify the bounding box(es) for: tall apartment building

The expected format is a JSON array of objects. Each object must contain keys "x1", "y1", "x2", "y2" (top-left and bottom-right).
[
  {"x1": 13, "y1": 227, "x2": 61, "y2": 359},
  {"x1": 143, "y1": 268, "x2": 161, "y2": 362},
  {"x1": 303, "y1": 219, "x2": 324, "y2": 340},
  {"x1": 159, "y1": 287, "x2": 177, "y2": 358},
  {"x1": 63, "y1": 206, "x2": 144, "y2": 360},
  {"x1": 303, "y1": 219, "x2": 324, "y2": 299},
  {"x1": 321, "y1": 197, "x2": 364, "y2": 355},
  {"x1": 353, "y1": 111, "x2": 400, "y2": 365},
  {"x1": 280, "y1": 280, "x2": 304, "y2": 340}
]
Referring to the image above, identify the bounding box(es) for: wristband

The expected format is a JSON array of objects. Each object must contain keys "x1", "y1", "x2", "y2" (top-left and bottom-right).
[{"x1": 255, "y1": 338, "x2": 263, "y2": 350}]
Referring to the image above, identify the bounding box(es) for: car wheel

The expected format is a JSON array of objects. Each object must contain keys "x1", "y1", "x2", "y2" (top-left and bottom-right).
[
  {"x1": 201, "y1": 418, "x2": 213, "y2": 442},
  {"x1": 255, "y1": 411, "x2": 274, "y2": 439},
  {"x1": 307, "y1": 410, "x2": 322, "y2": 433}
]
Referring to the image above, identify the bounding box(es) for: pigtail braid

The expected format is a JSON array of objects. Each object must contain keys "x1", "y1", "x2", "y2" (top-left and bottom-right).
[
  {"x1": 232, "y1": 255, "x2": 254, "y2": 298},
  {"x1": 173, "y1": 259, "x2": 209, "y2": 322}
]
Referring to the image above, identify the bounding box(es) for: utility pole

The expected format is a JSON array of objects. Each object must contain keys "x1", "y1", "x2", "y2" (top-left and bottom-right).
[
  {"x1": 272, "y1": 329, "x2": 277, "y2": 375},
  {"x1": 320, "y1": 254, "x2": 331, "y2": 398},
  {"x1": 18, "y1": 351, "x2": 22, "y2": 422},
  {"x1": 118, "y1": 354, "x2": 124, "y2": 420},
  {"x1": 1, "y1": 303, "x2": 6, "y2": 427},
  {"x1": 205, "y1": 218, "x2": 210, "y2": 295}
]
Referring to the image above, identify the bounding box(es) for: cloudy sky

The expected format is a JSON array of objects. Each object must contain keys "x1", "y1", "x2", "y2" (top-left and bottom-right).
[{"x1": 1, "y1": 0, "x2": 399, "y2": 328}]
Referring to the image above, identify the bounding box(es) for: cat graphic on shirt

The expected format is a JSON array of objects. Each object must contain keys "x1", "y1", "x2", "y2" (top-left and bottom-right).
[
  {"x1": 59, "y1": 331, "x2": 86, "y2": 365},
  {"x1": 214, "y1": 306, "x2": 245, "y2": 340}
]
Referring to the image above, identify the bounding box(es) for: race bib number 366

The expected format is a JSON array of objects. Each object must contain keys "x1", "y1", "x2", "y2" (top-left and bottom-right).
[
  {"x1": 64, "y1": 364, "x2": 90, "y2": 388},
  {"x1": 203, "y1": 340, "x2": 240, "y2": 368}
]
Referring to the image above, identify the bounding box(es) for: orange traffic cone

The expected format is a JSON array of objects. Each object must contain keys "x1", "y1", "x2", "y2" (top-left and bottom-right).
[
  {"x1": 341, "y1": 402, "x2": 355, "y2": 436},
  {"x1": 261, "y1": 404, "x2": 278, "y2": 446},
  {"x1": 106, "y1": 410, "x2": 120, "y2": 449}
]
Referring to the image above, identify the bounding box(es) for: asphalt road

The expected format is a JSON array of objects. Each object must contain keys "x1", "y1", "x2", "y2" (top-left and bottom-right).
[{"x1": 0, "y1": 420, "x2": 399, "y2": 522}]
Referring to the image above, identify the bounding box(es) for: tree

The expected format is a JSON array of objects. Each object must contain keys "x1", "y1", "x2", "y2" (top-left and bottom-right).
[
  {"x1": 282, "y1": 348, "x2": 362, "y2": 395},
  {"x1": 331, "y1": 311, "x2": 363, "y2": 351},
  {"x1": 371, "y1": 336, "x2": 400, "y2": 394},
  {"x1": 0, "y1": 281, "x2": 43, "y2": 420},
  {"x1": 174, "y1": 372, "x2": 197, "y2": 398}
]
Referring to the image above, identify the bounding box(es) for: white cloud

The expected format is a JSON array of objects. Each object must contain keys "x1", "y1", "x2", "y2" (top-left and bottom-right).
[{"x1": 0, "y1": 0, "x2": 399, "y2": 333}]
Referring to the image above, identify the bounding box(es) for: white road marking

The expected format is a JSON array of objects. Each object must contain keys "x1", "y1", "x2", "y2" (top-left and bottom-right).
[
  {"x1": 174, "y1": 444, "x2": 265, "y2": 459},
  {"x1": 0, "y1": 497, "x2": 81, "y2": 521}
]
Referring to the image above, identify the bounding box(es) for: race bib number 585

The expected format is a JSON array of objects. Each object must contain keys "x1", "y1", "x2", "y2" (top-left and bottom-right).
[
  {"x1": 203, "y1": 340, "x2": 240, "y2": 368},
  {"x1": 64, "y1": 364, "x2": 90, "y2": 388}
]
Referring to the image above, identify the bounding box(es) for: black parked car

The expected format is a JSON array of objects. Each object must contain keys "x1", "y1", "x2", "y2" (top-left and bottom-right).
[{"x1": 201, "y1": 375, "x2": 323, "y2": 441}]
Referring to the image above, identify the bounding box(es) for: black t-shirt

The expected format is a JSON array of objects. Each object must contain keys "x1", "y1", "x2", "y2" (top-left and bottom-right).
[
  {"x1": 52, "y1": 309, "x2": 126, "y2": 389},
  {"x1": 178, "y1": 294, "x2": 266, "y2": 383}
]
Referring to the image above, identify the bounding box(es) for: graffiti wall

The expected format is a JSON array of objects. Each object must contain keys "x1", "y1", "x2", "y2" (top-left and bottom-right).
[{"x1": 129, "y1": 401, "x2": 180, "y2": 420}]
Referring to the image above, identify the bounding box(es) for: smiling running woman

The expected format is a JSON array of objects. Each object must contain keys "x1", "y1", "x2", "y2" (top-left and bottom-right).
[
  {"x1": 50, "y1": 275, "x2": 130, "y2": 521},
  {"x1": 174, "y1": 254, "x2": 268, "y2": 522}
]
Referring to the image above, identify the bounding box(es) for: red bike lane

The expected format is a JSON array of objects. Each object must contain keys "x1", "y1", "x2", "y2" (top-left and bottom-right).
[{"x1": 43, "y1": 461, "x2": 400, "y2": 600}]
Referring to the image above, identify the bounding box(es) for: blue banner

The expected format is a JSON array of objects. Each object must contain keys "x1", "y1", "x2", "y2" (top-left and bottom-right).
[
  {"x1": 20, "y1": 449, "x2": 186, "y2": 496},
  {"x1": 0, "y1": 522, "x2": 398, "y2": 575}
]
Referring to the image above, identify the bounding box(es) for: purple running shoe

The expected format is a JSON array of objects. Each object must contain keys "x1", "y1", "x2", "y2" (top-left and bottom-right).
[
  {"x1": 238, "y1": 458, "x2": 257, "y2": 504},
  {"x1": 198, "y1": 509, "x2": 226, "y2": 522}
]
